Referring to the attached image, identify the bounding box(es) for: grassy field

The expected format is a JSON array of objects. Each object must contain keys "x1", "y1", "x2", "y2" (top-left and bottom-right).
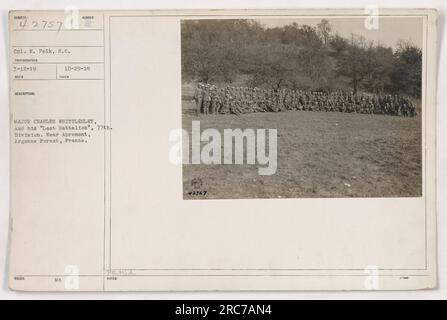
[{"x1": 182, "y1": 99, "x2": 422, "y2": 199}]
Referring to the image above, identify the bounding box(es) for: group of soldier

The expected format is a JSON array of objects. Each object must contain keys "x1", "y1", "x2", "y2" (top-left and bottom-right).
[{"x1": 193, "y1": 83, "x2": 417, "y2": 117}]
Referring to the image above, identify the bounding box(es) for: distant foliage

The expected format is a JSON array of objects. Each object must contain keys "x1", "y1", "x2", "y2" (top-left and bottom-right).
[
  {"x1": 391, "y1": 41, "x2": 423, "y2": 98},
  {"x1": 332, "y1": 35, "x2": 395, "y2": 94},
  {"x1": 181, "y1": 19, "x2": 422, "y2": 97}
]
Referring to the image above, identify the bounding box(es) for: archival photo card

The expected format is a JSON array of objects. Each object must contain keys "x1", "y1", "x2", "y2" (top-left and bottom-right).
[{"x1": 8, "y1": 9, "x2": 437, "y2": 291}]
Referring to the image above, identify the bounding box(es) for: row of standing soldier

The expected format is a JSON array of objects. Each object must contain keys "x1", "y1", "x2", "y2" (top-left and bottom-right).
[{"x1": 193, "y1": 83, "x2": 417, "y2": 117}]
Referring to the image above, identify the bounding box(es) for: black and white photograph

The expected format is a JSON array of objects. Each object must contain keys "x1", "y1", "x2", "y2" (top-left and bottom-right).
[{"x1": 181, "y1": 17, "x2": 423, "y2": 199}]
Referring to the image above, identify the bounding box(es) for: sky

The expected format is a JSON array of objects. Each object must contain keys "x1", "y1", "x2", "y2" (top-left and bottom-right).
[{"x1": 255, "y1": 17, "x2": 423, "y2": 50}]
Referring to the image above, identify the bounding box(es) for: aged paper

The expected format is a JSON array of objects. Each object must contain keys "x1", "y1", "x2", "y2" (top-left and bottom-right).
[{"x1": 8, "y1": 9, "x2": 437, "y2": 291}]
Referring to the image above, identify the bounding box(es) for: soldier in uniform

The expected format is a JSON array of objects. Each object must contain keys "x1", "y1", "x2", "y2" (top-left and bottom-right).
[
  {"x1": 193, "y1": 83, "x2": 203, "y2": 115},
  {"x1": 220, "y1": 91, "x2": 231, "y2": 114},
  {"x1": 210, "y1": 86, "x2": 220, "y2": 114},
  {"x1": 202, "y1": 84, "x2": 211, "y2": 115}
]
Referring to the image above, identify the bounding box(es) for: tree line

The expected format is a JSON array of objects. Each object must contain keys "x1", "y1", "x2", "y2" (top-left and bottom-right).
[{"x1": 181, "y1": 19, "x2": 422, "y2": 98}]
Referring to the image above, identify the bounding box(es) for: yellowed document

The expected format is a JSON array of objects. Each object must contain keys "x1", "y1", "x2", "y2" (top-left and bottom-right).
[{"x1": 8, "y1": 9, "x2": 437, "y2": 291}]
